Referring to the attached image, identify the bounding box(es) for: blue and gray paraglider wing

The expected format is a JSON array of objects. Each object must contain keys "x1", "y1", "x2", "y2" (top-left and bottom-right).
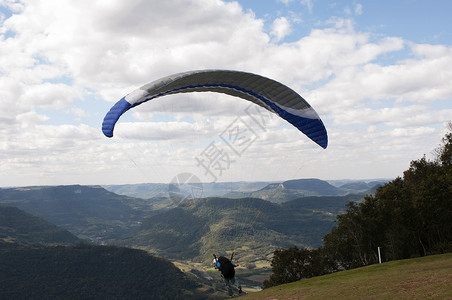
[{"x1": 102, "y1": 69, "x2": 328, "y2": 149}]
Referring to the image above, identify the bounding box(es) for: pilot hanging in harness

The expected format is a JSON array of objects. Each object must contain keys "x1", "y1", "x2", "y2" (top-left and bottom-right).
[{"x1": 213, "y1": 253, "x2": 242, "y2": 297}]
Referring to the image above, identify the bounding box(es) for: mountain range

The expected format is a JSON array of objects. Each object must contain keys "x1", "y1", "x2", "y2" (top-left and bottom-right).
[
  {"x1": 0, "y1": 178, "x2": 381, "y2": 248},
  {"x1": 103, "y1": 178, "x2": 386, "y2": 201},
  {"x1": 0, "y1": 178, "x2": 386, "y2": 297}
]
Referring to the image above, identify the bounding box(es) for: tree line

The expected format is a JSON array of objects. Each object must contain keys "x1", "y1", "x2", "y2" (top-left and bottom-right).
[{"x1": 264, "y1": 123, "x2": 452, "y2": 288}]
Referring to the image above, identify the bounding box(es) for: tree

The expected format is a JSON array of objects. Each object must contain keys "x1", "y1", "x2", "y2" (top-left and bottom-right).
[
  {"x1": 263, "y1": 247, "x2": 336, "y2": 288},
  {"x1": 436, "y1": 122, "x2": 452, "y2": 166},
  {"x1": 323, "y1": 202, "x2": 369, "y2": 269}
]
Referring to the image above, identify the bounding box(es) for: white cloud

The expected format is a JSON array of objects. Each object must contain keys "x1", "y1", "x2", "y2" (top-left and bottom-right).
[
  {"x1": 0, "y1": 0, "x2": 25, "y2": 13},
  {"x1": 271, "y1": 16, "x2": 292, "y2": 42},
  {"x1": 354, "y1": 3, "x2": 363, "y2": 15},
  {"x1": 0, "y1": 0, "x2": 451, "y2": 186},
  {"x1": 344, "y1": 3, "x2": 362, "y2": 16},
  {"x1": 310, "y1": 41, "x2": 452, "y2": 114},
  {"x1": 15, "y1": 111, "x2": 49, "y2": 128},
  {"x1": 332, "y1": 104, "x2": 452, "y2": 128}
]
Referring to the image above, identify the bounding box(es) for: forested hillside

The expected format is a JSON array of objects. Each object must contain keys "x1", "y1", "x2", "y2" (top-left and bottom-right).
[
  {"x1": 323, "y1": 125, "x2": 452, "y2": 267},
  {"x1": 0, "y1": 243, "x2": 212, "y2": 300},
  {"x1": 0, "y1": 205, "x2": 81, "y2": 246},
  {"x1": 0, "y1": 203, "x2": 219, "y2": 299},
  {"x1": 0, "y1": 185, "x2": 159, "y2": 243},
  {"x1": 263, "y1": 125, "x2": 452, "y2": 288}
]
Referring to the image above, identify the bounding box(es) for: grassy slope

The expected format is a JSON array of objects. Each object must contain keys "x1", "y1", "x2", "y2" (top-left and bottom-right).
[{"x1": 241, "y1": 253, "x2": 452, "y2": 300}]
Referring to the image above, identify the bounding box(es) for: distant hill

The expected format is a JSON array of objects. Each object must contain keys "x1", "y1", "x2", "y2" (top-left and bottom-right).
[
  {"x1": 282, "y1": 179, "x2": 342, "y2": 194},
  {"x1": 339, "y1": 181, "x2": 370, "y2": 190},
  {"x1": 0, "y1": 185, "x2": 159, "y2": 243},
  {"x1": 282, "y1": 194, "x2": 364, "y2": 215},
  {"x1": 247, "y1": 179, "x2": 346, "y2": 203},
  {"x1": 103, "y1": 181, "x2": 274, "y2": 199},
  {"x1": 338, "y1": 180, "x2": 387, "y2": 193},
  {"x1": 0, "y1": 243, "x2": 213, "y2": 300},
  {"x1": 102, "y1": 183, "x2": 171, "y2": 200},
  {"x1": 104, "y1": 179, "x2": 385, "y2": 204},
  {"x1": 0, "y1": 205, "x2": 81, "y2": 246}
]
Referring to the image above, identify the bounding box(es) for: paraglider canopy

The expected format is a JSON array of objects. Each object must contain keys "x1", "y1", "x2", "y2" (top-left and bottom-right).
[{"x1": 102, "y1": 69, "x2": 328, "y2": 148}]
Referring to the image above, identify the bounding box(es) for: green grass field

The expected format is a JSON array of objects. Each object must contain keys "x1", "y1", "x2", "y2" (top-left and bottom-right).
[{"x1": 241, "y1": 253, "x2": 452, "y2": 300}]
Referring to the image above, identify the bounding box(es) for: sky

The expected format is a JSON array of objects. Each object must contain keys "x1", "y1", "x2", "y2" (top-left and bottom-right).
[{"x1": 1, "y1": 0, "x2": 451, "y2": 187}]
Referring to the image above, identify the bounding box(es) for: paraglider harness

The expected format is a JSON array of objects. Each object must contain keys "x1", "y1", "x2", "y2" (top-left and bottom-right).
[{"x1": 213, "y1": 253, "x2": 235, "y2": 279}]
